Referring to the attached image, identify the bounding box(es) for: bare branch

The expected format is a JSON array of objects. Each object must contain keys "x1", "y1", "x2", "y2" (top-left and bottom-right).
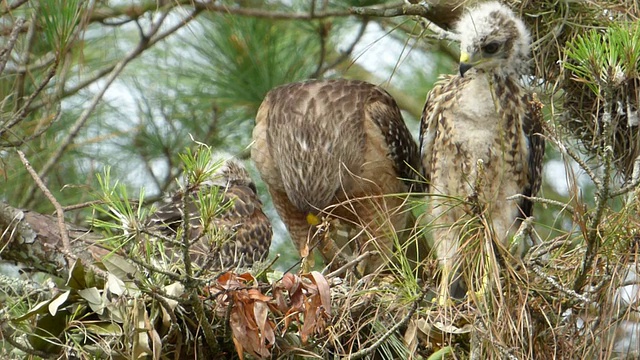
[
  {"x1": 314, "y1": 18, "x2": 370, "y2": 78},
  {"x1": 0, "y1": 17, "x2": 24, "y2": 75},
  {"x1": 531, "y1": 263, "x2": 592, "y2": 305},
  {"x1": 16, "y1": 150, "x2": 73, "y2": 265},
  {"x1": 507, "y1": 194, "x2": 576, "y2": 216},
  {"x1": 542, "y1": 121, "x2": 603, "y2": 191},
  {"x1": 196, "y1": 0, "x2": 460, "y2": 28},
  {"x1": 22, "y1": 8, "x2": 203, "y2": 206},
  {"x1": 325, "y1": 250, "x2": 377, "y2": 278},
  {"x1": 0, "y1": 324, "x2": 55, "y2": 359},
  {"x1": 1, "y1": 0, "x2": 28, "y2": 15},
  {"x1": 0, "y1": 64, "x2": 59, "y2": 143}
]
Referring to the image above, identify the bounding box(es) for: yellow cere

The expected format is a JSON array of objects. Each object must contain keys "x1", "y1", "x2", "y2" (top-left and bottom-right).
[
  {"x1": 306, "y1": 213, "x2": 321, "y2": 226},
  {"x1": 460, "y1": 51, "x2": 470, "y2": 63}
]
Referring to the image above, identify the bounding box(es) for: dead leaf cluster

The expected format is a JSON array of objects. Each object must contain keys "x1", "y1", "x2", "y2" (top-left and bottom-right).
[
  {"x1": 211, "y1": 272, "x2": 276, "y2": 359},
  {"x1": 209, "y1": 270, "x2": 332, "y2": 359}
]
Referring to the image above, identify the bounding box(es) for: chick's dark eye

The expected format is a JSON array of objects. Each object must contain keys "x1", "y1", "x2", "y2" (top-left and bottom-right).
[{"x1": 483, "y1": 42, "x2": 500, "y2": 54}]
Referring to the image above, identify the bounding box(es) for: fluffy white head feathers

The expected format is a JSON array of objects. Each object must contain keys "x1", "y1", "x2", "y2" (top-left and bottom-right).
[{"x1": 455, "y1": 1, "x2": 531, "y2": 76}]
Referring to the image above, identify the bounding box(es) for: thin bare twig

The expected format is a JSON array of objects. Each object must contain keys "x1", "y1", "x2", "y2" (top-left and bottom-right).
[
  {"x1": 542, "y1": 121, "x2": 603, "y2": 191},
  {"x1": 575, "y1": 98, "x2": 615, "y2": 292},
  {"x1": 146, "y1": 287, "x2": 183, "y2": 348},
  {"x1": 507, "y1": 194, "x2": 576, "y2": 216},
  {"x1": 23, "y1": 8, "x2": 203, "y2": 206},
  {"x1": 179, "y1": 179, "x2": 195, "y2": 279},
  {"x1": 1, "y1": 0, "x2": 29, "y2": 15},
  {"x1": 189, "y1": 292, "x2": 219, "y2": 353},
  {"x1": 350, "y1": 3, "x2": 436, "y2": 19},
  {"x1": 16, "y1": 150, "x2": 73, "y2": 265},
  {"x1": 531, "y1": 264, "x2": 592, "y2": 305},
  {"x1": 474, "y1": 320, "x2": 519, "y2": 360},
  {"x1": 0, "y1": 17, "x2": 24, "y2": 75},
  {"x1": 14, "y1": 9, "x2": 39, "y2": 111},
  {"x1": 316, "y1": 18, "x2": 370, "y2": 78},
  {"x1": 311, "y1": 20, "x2": 329, "y2": 79},
  {"x1": 612, "y1": 164, "x2": 640, "y2": 198},
  {"x1": 62, "y1": 199, "x2": 107, "y2": 211},
  {"x1": 419, "y1": 18, "x2": 458, "y2": 42},
  {"x1": 1, "y1": 63, "x2": 59, "y2": 140},
  {"x1": 325, "y1": 251, "x2": 377, "y2": 278},
  {"x1": 0, "y1": 324, "x2": 55, "y2": 359},
  {"x1": 28, "y1": 66, "x2": 113, "y2": 112}
]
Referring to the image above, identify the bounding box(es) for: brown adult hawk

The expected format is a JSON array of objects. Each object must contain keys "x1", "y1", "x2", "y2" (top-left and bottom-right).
[
  {"x1": 252, "y1": 79, "x2": 424, "y2": 273},
  {"x1": 420, "y1": 2, "x2": 545, "y2": 299},
  {"x1": 149, "y1": 159, "x2": 272, "y2": 270}
]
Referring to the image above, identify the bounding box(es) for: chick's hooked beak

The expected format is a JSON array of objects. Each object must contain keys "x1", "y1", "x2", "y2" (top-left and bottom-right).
[{"x1": 459, "y1": 51, "x2": 473, "y2": 77}]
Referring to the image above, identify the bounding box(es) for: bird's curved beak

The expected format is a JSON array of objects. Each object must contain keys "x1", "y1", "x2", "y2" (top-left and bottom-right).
[{"x1": 459, "y1": 51, "x2": 473, "y2": 77}]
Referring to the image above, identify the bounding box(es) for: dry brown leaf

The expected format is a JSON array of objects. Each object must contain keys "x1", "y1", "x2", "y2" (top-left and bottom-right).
[
  {"x1": 300, "y1": 298, "x2": 318, "y2": 344},
  {"x1": 305, "y1": 271, "x2": 332, "y2": 316},
  {"x1": 271, "y1": 286, "x2": 288, "y2": 314},
  {"x1": 254, "y1": 301, "x2": 271, "y2": 355},
  {"x1": 232, "y1": 334, "x2": 244, "y2": 360},
  {"x1": 248, "y1": 288, "x2": 271, "y2": 302},
  {"x1": 213, "y1": 271, "x2": 275, "y2": 359},
  {"x1": 283, "y1": 308, "x2": 300, "y2": 332},
  {"x1": 238, "y1": 272, "x2": 256, "y2": 283}
]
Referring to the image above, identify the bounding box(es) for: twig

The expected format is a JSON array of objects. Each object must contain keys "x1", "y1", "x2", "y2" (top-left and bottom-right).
[
  {"x1": 14, "y1": 9, "x2": 38, "y2": 111},
  {"x1": 527, "y1": 236, "x2": 573, "y2": 261},
  {"x1": 574, "y1": 136, "x2": 614, "y2": 292},
  {"x1": 347, "y1": 286, "x2": 427, "y2": 360},
  {"x1": 310, "y1": 0, "x2": 329, "y2": 79},
  {"x1": 542, "y1": 121, "x2": 603, "y2": 191},
  {"x1": 325, "y1": 251, "x2": 377, "y2": 278},
  {"x1": 16, "y1": 150, "x2": 74, "y2": 264},
  {"x1": 62, "y1": 199, "x2": 107, "y2": 211},
  {"x1": 0, "y1": 324, "x2": 55, "y2": 359},
  {"x1": 3, "y1": 7, "x2": 60, "y2": 144},
  {"x1": 23, "y1": 8, "x2": 203, "y2": 206},
  {"x1": 147, "y1": 289, "x2": 182, "y2": 347},
  {"x1": 179, "y1": 181, "x2": 195, "y2": 280},
  {"x1": 507, "y1": 194, "x2": 576, "y2": 216},
  {"x1": 474, "y1": 320, "x2": 519, "y2": 360},
  {"x1": 1, "y1": 105, "x2": 61, "y2": 148},
  {"x1": 1, "y1": 62, "x2": 59, "y2": 141},
  {"x1": 510, "y1": 216, "x2": 535, "y2": 253},
  {"x1": 0, "y1": 17, "x2": 24, "y2": 75},
  {"x1": 1, "y1": 0, "x2": 29, "y2": 15},
  {"x1": 126, "y1": 253, "x2": 184, "y2": 282},
  {"x1": 189, "y1": 292, "x2": 219, "y2": 353},
  {"x1": 418, "y1": 18, "x2": 458, "y2": 42},
  {"x1": 350, "y1": 3, "x2": 436, "y2": 19},
  {"x1": 88, "y1": 0, "x2": 418, "y2": 23},
  {"x1": 28, "y1": 65, "x2": 113, "y2": 112},
  {"x1": 614, "y1": 156, "x2": 640, "y2": 199},
  {"x1": 314, "y1": 18, "x2": 370, "y2": 78},
  {"x1": 254, "y1": 253, "x2": 281, "y2": 280},
  {"x1": 2, "y1": 52, "x2": 56, "y2": 76},
  {"x1": 531, "y1": 263, "x2": 592, "y2": 305},
  {"x1": 196, "y1": 1, "x2": 400, "y2": 20}
]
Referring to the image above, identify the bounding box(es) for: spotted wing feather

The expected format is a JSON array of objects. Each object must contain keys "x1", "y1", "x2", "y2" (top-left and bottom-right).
[
  {"x1": 519, "y1": 93, "x2": 545, "y2": 218},
  {"x1": 150, "y1": 183, "x2": 272, "y2": 269},
  {"x1": 367, "y1": 85, "x2": 424, "y2": 191}
]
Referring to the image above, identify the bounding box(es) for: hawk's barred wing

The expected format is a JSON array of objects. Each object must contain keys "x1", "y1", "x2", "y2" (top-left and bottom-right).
[
  {"x1": 149, "y1": 161, "x2": 272, "y2": 270},
  {"x1": 520, "y1": 93, "x2": 545, "y2": 218}
]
